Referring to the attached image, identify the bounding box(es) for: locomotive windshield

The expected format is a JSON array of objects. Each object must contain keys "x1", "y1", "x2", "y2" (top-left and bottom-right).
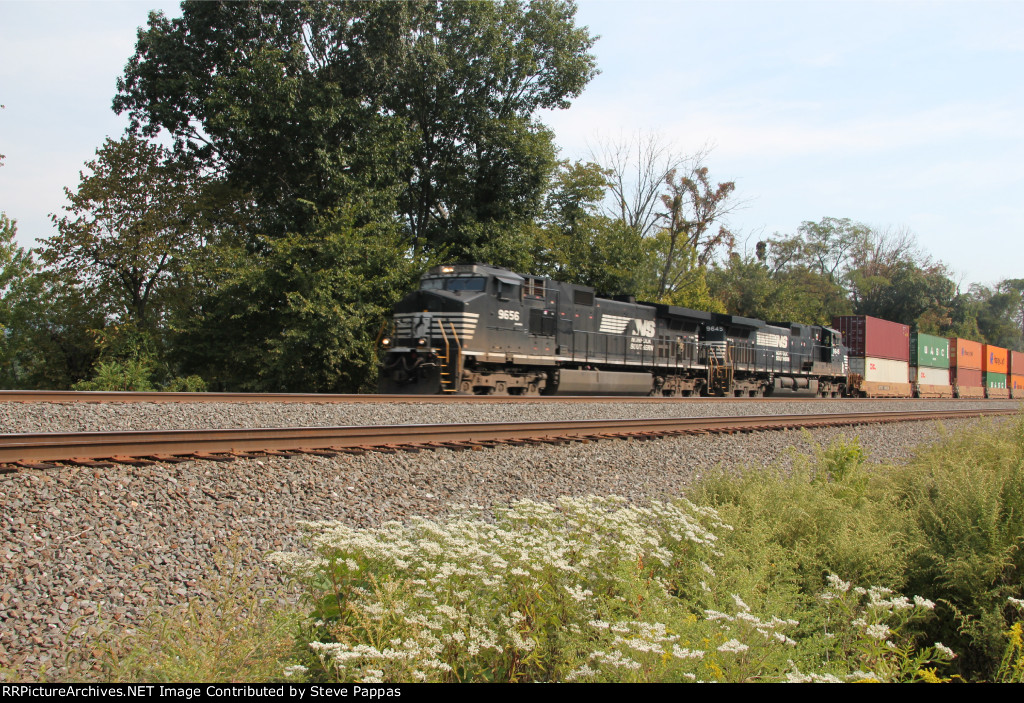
[{"x1": 421, "y1": 276, "x2": 487, "y2": 292}]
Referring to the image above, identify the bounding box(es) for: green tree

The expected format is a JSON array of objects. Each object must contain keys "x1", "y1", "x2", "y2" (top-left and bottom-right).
[
  {"x1": 533, "y1": 160, "x2": 645, "y2": 295},
  {"x1": 174, "y1": 207, "x2": 417, "y2": 392},
  {"x1": 0, "y1": 214, "x2": 43, "y2": 387},
  {"x1": 115, "y1": 0, "x2": 597, "y2": 262},
  {"x1": 708, "y1": 252, "x2": 850, "y2": 325},
  {"x1": 971, "y1": 283, "x2": 1024, "y2": 350},
  {"x1": 44, "y1": 135, "x2": 205, "y2": 329}
]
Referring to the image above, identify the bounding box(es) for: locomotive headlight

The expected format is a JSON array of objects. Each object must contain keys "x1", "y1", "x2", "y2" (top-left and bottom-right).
[
  {"x1": 381, "y1": 337, "x2": 392, "y2": 348},
  {"x1": 417, "y1": 338, "x2": 427, "y2": 347}
]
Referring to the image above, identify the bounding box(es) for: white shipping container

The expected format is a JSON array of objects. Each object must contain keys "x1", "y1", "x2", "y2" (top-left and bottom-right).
[
  {"x1": 910, "y1": 366, "x2": 951, "y2": 386},
  {"x1": 850, "y1": 356, "x2": 910, "y2": 384}
]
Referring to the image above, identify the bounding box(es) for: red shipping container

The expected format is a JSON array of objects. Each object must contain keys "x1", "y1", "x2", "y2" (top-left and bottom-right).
[
  {"x1": 1008, "y1": 350, "x2": 1024, "y2": 376},
  {"x1": 951, "y1": 367, "x2": 983, "y2": 388},
  {"x1": 832, "y1": 315, "x2": 909, "y2": 361},
  {"x1": 950, "y1": 338, "x2": 983, "y2": 370},
  {"x1": 982, "y1": 345, "x2": 1009, "y2": 374}
]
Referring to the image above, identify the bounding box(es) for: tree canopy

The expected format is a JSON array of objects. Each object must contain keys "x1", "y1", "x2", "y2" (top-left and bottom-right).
[{"x1": 115, "y1": 0, "x2": 598, "y2": 262}]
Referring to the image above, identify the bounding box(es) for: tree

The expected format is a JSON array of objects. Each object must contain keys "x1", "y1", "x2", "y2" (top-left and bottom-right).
[
  {"x1": 591, "y1": 131, "x2": 695, "y2": 239},
  {"x1": 794, "y1": 217, "x2": 872, "y2": 285},
  {"x1": 652, "y1": 165, "x2": 738, "y2": 298},
  {"x1": 174, "y1": 207, "x2": 418, "y2": 392},
  {"x1": 115, "y1": 0, "x2": 598, "y2": 262},
  {"x1": 43, "y1": 135, "x2": 205, "y2": 329},
  {"x1": 533, "y1": 160, "x2": 646, "y2": 295}
]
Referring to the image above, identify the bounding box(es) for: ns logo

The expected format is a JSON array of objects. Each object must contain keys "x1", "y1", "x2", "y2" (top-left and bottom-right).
[{"x1": 632, "y1": 319, "x2": 656, "y2": 338}]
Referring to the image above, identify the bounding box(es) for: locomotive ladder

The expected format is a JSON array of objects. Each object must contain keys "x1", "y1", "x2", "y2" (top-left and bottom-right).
[
  {"x1": 437, "y1": 322, "x2": 462, "y2": 393},
  {"x1": 707, "y1": 343, "x2": 734, "y2": 396}
]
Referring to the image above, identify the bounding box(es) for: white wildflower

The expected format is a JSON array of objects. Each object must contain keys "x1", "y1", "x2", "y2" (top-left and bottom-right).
[
  {"x1": 913, "y1": 595, "x2": 936, "y2": 610},
  {"x1": 865, "y1": 624, "x2": 891, "y2": 640},
  {"x1": 717, "y1": 639, "x2": 749, "y2": 654},
  {"x1": 564, "y1": 664, "x2": 599, "y2": 681},
  {"x1": 704, "y1": 609, "x2": 734, "y2": 622},
  {"x1": 671, "y1": 645, "x2": 705, "y2": 660},
  {"x1": 934, "y1": 642, "x2": 956, "y2": 660},
  {"x1": 283, "y1": 664, "x2": 307, "y2": 678},
  {"x1": 826, "y1": 574, "x2": 851, "y2": 593}
]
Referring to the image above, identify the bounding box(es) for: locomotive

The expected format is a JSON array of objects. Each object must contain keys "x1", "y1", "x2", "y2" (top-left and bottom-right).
[{"x1": 378, "y1": 264, "x2": 849, "y2": 397}]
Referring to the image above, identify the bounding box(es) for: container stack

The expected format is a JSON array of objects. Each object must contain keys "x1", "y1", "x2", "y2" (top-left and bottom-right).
[
  {"x1": 832, "y1": 315, "x2": 911, "y2": 397},
  {"x1": 1011, "y1": 350, "x2": 1024, "y2": 400},
  {"x1": 982, "y1": 344, "x2": 1010, "y2": 399},
  {"x1": 909, "y1": 332, "x2": 952, "y2": 398},
  {"x1": 950, "y1": 338, "x2": 985, "y2": 398}
]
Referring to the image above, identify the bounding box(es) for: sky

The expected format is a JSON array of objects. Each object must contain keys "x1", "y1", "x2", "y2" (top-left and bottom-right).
[{"x1": 1, "y1": 0, "x2": 1022, "y2": 288}]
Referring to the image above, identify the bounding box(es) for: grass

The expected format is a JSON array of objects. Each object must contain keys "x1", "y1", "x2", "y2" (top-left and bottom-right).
[{"x1": 84, "y1": 543, "x2": 306, "y2": 683}]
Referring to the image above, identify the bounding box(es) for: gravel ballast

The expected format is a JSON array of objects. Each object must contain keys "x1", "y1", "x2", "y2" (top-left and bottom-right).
[
  {"x1": 1, "y1": 398, "x2": 1018, "y2": 433},
  {"x1": 0, "y1": 400, "x2": 1018, "y2": 680}
]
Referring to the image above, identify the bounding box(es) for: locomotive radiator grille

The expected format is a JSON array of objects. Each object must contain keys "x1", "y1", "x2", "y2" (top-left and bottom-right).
[{"x1": 395, "y1": 312, "x2": 480, "y2": 342}]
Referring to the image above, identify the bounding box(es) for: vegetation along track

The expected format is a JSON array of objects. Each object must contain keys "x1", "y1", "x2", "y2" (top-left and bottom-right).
[{"x1": 0, "y1": 409, "x2": 1014, "y2": 471}]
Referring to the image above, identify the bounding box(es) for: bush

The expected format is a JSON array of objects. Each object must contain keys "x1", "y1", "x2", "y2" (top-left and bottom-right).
[{"x1": 884, "y1": 418, "x2": 1024, "y2": 679}]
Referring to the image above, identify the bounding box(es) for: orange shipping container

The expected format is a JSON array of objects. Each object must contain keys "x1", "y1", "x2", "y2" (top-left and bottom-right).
[
  {"x1": 950, "y1": 338, "x2": 983, "y2": 370},
  {"x1": 982, "y1": 344, "x2": 1008, "y2": 374}
]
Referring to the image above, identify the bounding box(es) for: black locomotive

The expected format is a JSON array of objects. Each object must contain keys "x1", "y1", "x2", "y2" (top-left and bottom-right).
[{"x1": 378, "y1": 264, "x2": 849, "y2": 396}]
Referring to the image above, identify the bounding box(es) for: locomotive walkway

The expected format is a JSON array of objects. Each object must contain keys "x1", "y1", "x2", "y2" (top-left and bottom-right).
[{"x1": 1, "y1": 408, "x2": 1015, "y2": 470}]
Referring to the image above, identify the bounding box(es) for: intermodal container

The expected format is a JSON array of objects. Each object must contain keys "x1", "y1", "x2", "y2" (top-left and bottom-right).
[
  {"x1": 951, "y1": 367, "x2": 983, "y2": 388},
  {"x1": 1011, "y1": 375, "x2": 1024, "y2": 396},
  {"x1": 832, "y1": 316, "x2": 909, "y2": 361},
  {"x1": 849, "y1": 357, "x2": 910, "y2": 384},
  {"x1": 911, "y1": 366, "x2": 951, "y2": 385},
  {"x1": 910, "y1": 333, "x2": 950, "y2": 369},
  {"x1": 950, "y1": 338, "x2": 983, "y2": 370},
  {"x1": 984, "y1": 372, "x2": 1008, "y2": 389},
  {"x1": 1010, "y1": 351, "x2": 1024, "y2": 376},
  {"x1": 982, "y1": 345, "x2": 1009, "y2": 374}
]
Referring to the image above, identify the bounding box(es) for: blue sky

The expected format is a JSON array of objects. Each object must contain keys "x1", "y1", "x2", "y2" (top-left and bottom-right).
[{"x1": 2, "y1": 0, "x2": 1022, "y2": 288}]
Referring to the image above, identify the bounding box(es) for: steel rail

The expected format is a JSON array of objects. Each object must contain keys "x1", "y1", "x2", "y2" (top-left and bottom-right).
[
  {"x1": 0, "y1": 409, "x2": 1015, "y2": 465},
  {"x1": 0, "y1": 390, "x2": 997, "y2": 404}
]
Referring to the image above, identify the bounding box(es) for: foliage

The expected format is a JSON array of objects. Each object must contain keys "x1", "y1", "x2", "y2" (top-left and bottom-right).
[
  {"x1": 43, "y1": 135, "x2": 206, "y2": 329},
  {"x1": 586, "y1": 135, "x2": 739, "y2": 303},
  {"x1": 638, "y1": 239, "x2": 724, "y2": 312},
  {"x1": 0, "y1": 214, "x2": 44, "y2": 387},
  {"x1": 93, "y1": 544, "x2": 305, "y2": 683},
  {"x1": 753, "y1": 217, "x2": 974, "y2": 333},
  {"x1": 970, "y1": 281, "x2": 1024, "y2": 351},
  {"x1": 274, "y1": 495, "x2": 807, "y2": 683},
  {"x1": 174, "y1": 207, "x2": 417, "y2": 393},
  {"x1": 886, "y1": 418, "x2": 1024, "y2": 678},
  {"x1": 274, "y1": 489, "x2": 973, "y2": 683},
  {"x1": 0, "y1": 270, "x2": 103, "y2": 390},
  {"x1": 115, "y1": 0, "x2": 597, "y2": 264},
  {"x1": 691, "y1": 435, "x2": 907, "y2": 622},
  {"x1": 533, "y1": 161, "x2": 647, "y2": 296}
]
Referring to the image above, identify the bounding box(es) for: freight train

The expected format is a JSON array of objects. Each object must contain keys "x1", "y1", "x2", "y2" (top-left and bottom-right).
[{"x1": 377, "y1": 264, "x2": 1022, "y2": 398}]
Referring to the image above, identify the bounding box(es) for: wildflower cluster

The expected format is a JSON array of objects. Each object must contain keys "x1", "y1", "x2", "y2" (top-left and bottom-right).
[
  {"x1": 815, "y1": 573, "x2": 955, "y2": 682},
  {"x1": 272, "y1": 496, "x2": 728, "y2": 683}
]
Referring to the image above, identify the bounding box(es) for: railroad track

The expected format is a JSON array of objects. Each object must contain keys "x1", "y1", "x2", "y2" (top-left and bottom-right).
[
  {"x1": 0, "y1": 390, "x2": 1001, "y2": 404},
  {"x1": 1, "y1": 408, "x2": 1014, "y2": 470}
]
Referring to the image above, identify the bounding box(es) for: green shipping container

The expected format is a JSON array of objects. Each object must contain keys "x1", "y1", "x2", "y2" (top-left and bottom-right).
[
  {"x1": 984, "y1": 372, "x2": 1007, "y2": 389},
  {"x1": 911, "y1": 333, "x2": 950, "y2": 369}
]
